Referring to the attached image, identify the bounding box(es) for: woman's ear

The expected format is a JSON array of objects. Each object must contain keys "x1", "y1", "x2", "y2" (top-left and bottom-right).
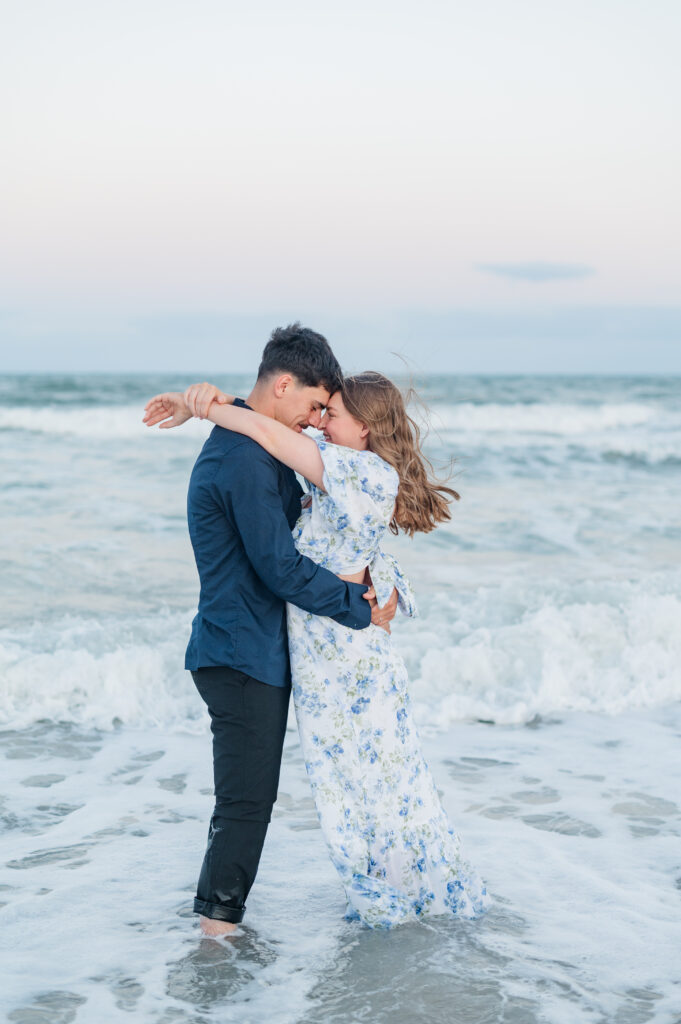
[{"x1": 359, "y1": 422, "x2": 370, "y2": 439}]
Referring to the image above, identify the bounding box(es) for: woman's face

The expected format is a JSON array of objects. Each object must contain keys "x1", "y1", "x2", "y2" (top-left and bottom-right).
[{"x1": 320, "y1": 392, "x2": 368, "y2": 450}]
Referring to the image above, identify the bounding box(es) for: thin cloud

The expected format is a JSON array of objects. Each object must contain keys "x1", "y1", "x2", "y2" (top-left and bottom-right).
[{"x1": 477, "y1": 262, "x2": 595, "y2": 282}]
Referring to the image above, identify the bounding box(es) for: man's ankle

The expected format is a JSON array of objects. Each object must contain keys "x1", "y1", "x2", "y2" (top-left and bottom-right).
[{"x1": 199, "y1": 914, "x2": 238, "y2": 936}]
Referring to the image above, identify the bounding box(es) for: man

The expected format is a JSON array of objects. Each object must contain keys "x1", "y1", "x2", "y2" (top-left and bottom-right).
[{"x1": 146, "y1": 324, "x2": 397, "y2": 936}]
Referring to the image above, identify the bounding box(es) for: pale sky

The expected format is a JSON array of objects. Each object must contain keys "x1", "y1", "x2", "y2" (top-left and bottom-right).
[{"x1": 1, "y1": 0, "x2": 680, "y2": 372}]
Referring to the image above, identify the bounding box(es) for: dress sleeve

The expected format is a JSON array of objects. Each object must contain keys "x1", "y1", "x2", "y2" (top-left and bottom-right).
[
  {"x1": 367, "y1": 549, "x2": 418, "y2": 617},
  {"x1": 315, "y1": 439, "x2": 399, "y2": 535}
]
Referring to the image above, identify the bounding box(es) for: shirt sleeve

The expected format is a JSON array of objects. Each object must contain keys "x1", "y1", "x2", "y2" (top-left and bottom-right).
[
  {"x1": 314, "y1": 440, "x2": 399, "y2": 539},
  {"x1": 214, "y1": 442, "x2": 371, "y2": 629}
]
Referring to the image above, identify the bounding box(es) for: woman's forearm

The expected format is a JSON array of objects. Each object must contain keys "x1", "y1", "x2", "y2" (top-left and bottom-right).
[
  {"x1": 206, "y1": 402, "x2": 275, "y2": 448},
  {"x1": 205, "y1": 402, "x2": 325, "y2": 487}
]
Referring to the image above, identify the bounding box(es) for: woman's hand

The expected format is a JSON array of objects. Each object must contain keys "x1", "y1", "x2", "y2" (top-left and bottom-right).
[
  {"x1": 184, "y1": 383, "x2": 232, "y2": 419},
  {"x1": 142, "y1": 392, "x2": 192, "y2": 429}
]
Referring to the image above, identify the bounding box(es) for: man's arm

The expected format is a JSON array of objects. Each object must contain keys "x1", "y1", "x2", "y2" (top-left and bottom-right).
[{"x1": 216, "y1": 444, "x2": 372, "y2": 629}]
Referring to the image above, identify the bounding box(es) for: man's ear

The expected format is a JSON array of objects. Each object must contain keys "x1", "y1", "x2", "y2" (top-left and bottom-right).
[{"x1": 273, "y1": 374, "x2": 294, "y2": 399}]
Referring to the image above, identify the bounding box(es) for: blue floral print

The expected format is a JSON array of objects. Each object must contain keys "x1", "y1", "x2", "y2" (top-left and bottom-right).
[{"x1": 287, "y1": 439, "x2": 491, "y2": 928}]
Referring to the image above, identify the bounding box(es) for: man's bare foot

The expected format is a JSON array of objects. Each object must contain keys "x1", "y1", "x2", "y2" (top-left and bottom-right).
[{"x1": 199, "y1": 914, "x2": 238, "y2": 937}]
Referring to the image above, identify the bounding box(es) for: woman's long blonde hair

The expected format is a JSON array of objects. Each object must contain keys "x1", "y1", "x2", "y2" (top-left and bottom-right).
[{"x1": 341, "y1": 371, "x2": 459, "y2": 536}]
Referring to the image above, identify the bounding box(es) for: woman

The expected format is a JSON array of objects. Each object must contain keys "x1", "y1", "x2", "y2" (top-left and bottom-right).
[{"x1": 145, "y1": 373, "x2": 490, "y2": 928}]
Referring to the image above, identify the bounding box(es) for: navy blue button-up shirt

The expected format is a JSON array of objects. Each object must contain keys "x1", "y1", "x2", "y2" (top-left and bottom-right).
[{"x1": 184, "y1": 401, "x2": 371, "y2": 687}]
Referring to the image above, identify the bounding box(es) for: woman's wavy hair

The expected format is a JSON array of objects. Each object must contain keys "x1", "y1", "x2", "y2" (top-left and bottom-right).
[{"x1": 341, "y1": 371, "x2": 459, "y2": 536}]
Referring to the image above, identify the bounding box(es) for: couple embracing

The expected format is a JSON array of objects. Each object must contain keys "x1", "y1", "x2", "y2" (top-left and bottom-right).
[{"x1": 144, "y1": 323, "x2": 490, "y2": 934}]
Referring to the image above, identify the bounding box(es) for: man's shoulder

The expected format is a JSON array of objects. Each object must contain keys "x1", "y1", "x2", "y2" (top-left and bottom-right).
[
  {"x1": 197, "y1": 427, "x2": 291, "y2": 491},
  {"x1": 201, "y1": 426, "x2": 269, "y2": 458},
  {"x1": 210, "y1": 428, "x2": 280, "y2": 466}
]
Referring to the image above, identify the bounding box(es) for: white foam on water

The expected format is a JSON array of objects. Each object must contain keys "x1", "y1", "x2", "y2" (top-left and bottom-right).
[
  {"x1": 419, "y1": 401, "x2": 681, "y2": 465},
  {"x1": 406, "y1": 586, "x2": 681, "y2": 728},
  {"x1": 2, "y1": 574, "x2": 680, "y2": 735},
  {"x1": 4, "y1": 400, "x2": 680, "y2": 467},
  {"x1": 0, "y1": 404, "x2": 213, "y2": 440},
  {"x1": 2, "y1": 374, "x2": 681, "y2": 1020},
  {"x1": 0, "y1": 612, "x2": 204, "y2": 732},
  {"x1": 430, "y1": 401, "x2": 660, "y2": 435},
  {"x1": 2, "y1": 709, "x2": 680, "y2": 1023}
]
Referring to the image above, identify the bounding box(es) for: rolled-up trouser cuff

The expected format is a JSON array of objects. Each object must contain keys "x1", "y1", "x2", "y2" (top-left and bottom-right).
[{"x1": 193, "y1": 898, "x2": 245, "y2": 924}]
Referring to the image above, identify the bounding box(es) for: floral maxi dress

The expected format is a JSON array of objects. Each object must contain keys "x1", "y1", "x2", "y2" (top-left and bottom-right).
[{"x1": 287, "y1": 440, "x2": 491, "y2": 928}]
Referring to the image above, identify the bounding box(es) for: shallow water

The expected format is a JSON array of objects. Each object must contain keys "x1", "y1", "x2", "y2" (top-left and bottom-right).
[
  {"x1": 2, "y1": 708, "x2": 681, "y2": 1023},
  {"x1": 2, "y1": 374, "x2": 680, "y2": 731},
  {"x1": 2, "y1": 373, "x2": 681, "y2": 1022}
]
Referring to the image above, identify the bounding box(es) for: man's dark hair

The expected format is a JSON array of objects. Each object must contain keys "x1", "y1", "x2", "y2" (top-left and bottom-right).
[{"x1": 257, "y1": 323, "x2": 343, "y2": 394}]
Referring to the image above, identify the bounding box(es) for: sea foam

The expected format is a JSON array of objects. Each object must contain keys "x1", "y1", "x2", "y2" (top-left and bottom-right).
[
  {"x1": 407, "y1": 586, "x2": 681, "y2": 728},
  {"x1": 2, "y1": 581, "x2": 679, "y2": 733},
  {"x1": 430, "y1": 401, "x2": 659, "y2": 434},
  {"x1": 0, "y1": 405, "x2": 213, "y2": 439}
]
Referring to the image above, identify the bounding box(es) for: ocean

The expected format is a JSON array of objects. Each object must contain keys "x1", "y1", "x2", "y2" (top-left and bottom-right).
[{"x1": 1, "y1": 373, "x2": 680, "y2": 1023}]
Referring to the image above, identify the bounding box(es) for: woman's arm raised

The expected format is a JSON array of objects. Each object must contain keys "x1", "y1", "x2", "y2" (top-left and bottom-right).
[
  {"x1": 143, "y1": 383, "x2": 231, "y2": 426},
  {"x1": 205, "y1": 400, "x2": 325, "y2": 489},
  {"x1": 143, "y1": 386, "x2": 325, "y2": 489}
]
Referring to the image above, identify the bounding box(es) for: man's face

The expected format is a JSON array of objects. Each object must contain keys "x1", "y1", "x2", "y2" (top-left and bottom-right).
[{"x1": 275, "y1": 379, "x2": 330, "y2": 432}]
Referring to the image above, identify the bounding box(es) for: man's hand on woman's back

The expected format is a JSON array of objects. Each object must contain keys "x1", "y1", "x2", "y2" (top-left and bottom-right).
[{"x1": 364, "y1": 580, "x2": 399, "y2": 634}]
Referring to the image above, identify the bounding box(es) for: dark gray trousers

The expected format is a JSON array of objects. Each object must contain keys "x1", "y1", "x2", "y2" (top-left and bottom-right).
[{"x1": 191, "y1": 666, "x2": 290, "y2": 923}]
